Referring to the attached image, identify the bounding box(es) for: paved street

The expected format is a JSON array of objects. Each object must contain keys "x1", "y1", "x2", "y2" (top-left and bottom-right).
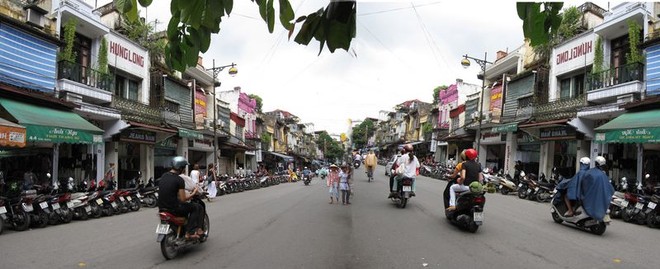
[{"x1": 0, "y1": 166, "x2": 656, "y2": 269}]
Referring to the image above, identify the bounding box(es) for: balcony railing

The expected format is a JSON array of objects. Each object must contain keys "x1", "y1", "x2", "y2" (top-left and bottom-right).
[
  {"x1": 588, "y1": 62, "x2": 644, "y2": 91},
  {"x1": 58, "y1": 60, "x2": 112, "y2": 91},
  {"x1": 111, "y1": 96, "x2": 162, "y2": 126},
  {"x1": 533, "y1": 95, "x2": 586, "y2": 122},
  {"x1": 245, "y1": 131, "x2": 261, "y2": 140}
]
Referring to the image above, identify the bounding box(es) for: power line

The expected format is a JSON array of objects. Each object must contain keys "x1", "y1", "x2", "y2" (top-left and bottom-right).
[{"x1": 357, "y1": 1, "x2": 442, "y2": 16}]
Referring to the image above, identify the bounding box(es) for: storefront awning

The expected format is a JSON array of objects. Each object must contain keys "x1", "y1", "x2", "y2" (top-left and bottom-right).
[
  {"x1": 178, "y1": 128, "x2": 204, "y2": 140},
  {"x1": 595, "y1": 109, "x2": 660, "y2": 143},
  {"x1": 0, "y1": 117, "x2": 26, "y2": 147},
  {"x1": 264, "y1": 151, "x2": 293, "y2": 161},
  {"x1": 518, "y1": 119, "x2": 568, "y2": 129},
  {"x1": 492, "y1": 123, "x2": 518, "y2": 133},
  {"x1": 0, "y1": 98, "x2": 103, "y2": 144}
]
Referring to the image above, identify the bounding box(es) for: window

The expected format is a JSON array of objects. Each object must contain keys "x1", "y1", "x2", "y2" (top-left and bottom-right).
[
  {"x1": 164, "y1": 100, "x2": 179, "y2": 113},
  {"x1": 560, "y1": 78, "x2": 571, "y2": 99},
  {"x1": 115, "y1": 74, "x2": 141, "y2": 101},
  {"x1": 451, "y1": 116, "x2": 459, "y2": 131},
  {"x1": 559, "y1": 74, "x2": 586, "y2": 100},
  {"x1": 574, "y1": 74, "x2": 585, "y2": 96}
]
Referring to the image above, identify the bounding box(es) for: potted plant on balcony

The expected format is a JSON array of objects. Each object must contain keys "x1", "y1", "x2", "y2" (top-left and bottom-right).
[
  {"x1": 96, "y1": 37, "x2": 111, "y2": 91},
  {"x1": 58, "y1": 18, "x2": 77, "y2": 80},
  {"x1": 625, "y1": 19, "x2": 644, "y2": 82}
]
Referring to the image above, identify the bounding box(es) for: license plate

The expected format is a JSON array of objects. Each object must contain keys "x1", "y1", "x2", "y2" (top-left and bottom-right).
[
  {"x1": 0, "y1": 206, "x2": 7, "y2": 214},
  {"x1": 518, "y1": 183, "x2": 522, "y2": 187},
  {"x1": 51, "y1": 203, "x2": 60, "y2": 210},
  {"x1": 649, "y1": 202, "x2": 657, "y2": 210},
  {"x1": 621, "y1": 200, "x2": 629, "y2": 207},
  {"x1": 156, "y1": 224, "x2": 170, "y2": 234},
  {"x1": 111, "y1": 202, "x2": 117, "y2": 208},
  {"x1": 534, "y1": 187, "x2": 539, "y2": 192},
  {"x1": 635, "y1": 203, "x2": 644, "y2": 210},
  {"x1": 473, "y1": 212, "x2": 484, "y2": 222},
  {"x1": 402, "y1": 186, "x2": 412, "y2": 192},
  {"x1": 126, "y1": 196, "x2": 132, "y2": 201},
  {"x1": 136, "y1": 193, "x2": 142, "y2": 198},
  {"x1": 527, "y1": 188, "x2": 532, "y2": 194},
  {"x1": 96, "y1": 199, "x2": 103, "y2": 205},
  {"x1": 85, "y1": 206, "x2": 91, "y2": 213},
  {"x1": 22, "y1": 203, "x2": 33, "y2": 212},
  {"x1": 119, "y1": 196, "x2": 125, "y2": 202},
  {"x1": 40, "y1": 202, "x2": 48, "y2": 209},
  {"x1": 67, "y1": 201, "x2": 74, "y2": 208}
]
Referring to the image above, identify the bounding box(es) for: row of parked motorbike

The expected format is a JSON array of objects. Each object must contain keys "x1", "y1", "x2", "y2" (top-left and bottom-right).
[{"x1": 0, "y1": 171, "x2": 298, "y2": 235}]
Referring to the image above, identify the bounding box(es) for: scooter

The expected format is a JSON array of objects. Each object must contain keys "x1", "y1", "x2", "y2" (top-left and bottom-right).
[
  {"x1": 353, "y1": 160, "x2": 361, "y2": 169},
  {"x1": 442, "y1": 180, "x2": 486, "y2": 233},
  {"x1": 156, "y1": 193, "x2": 210, "y2": 260},
  {"x1": 303, "y1": 175, "x2": 311, "y2": 186},
  {"x1": 390, "y1": 177, "x2": 414, "y2": 208},
  {"x1": 550, "y1": 191, "x2": 610, "y2": 235},
  {"x1": 499, "y1": 172, "x2": 518, "y2": 195}
]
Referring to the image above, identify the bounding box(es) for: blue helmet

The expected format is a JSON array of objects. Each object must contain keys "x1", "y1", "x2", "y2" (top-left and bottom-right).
[{"x1": 171, "y1": 156, "x2": 189, "y2": 170}]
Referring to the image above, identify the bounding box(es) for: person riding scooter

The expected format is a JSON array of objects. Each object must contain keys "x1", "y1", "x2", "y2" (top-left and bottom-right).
[
  {"x1": 447, "y1": 148, "x2": 483, "y2": 211},
  {"x1": 580, "y1": 156, "x2": 615, "y2": 221},
  {"x1": 555, "y1": 157, "x2": 590, "y2": 217},
  {"x1": 158, "y1": 156, "x2": 205, "y2": 240}
]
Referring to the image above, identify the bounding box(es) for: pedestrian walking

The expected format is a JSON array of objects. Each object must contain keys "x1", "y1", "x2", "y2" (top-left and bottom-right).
[
  {"x1": 339, "y1": 165, "x2": 351, "y2": 205},
  {"x1": 327, "y1": 164, "x2": 340, "y2": 204}
]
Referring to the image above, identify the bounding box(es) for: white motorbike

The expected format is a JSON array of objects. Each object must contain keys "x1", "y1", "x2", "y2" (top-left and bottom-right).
[{"x1": 550, "y1": 190, "x2": 610, "y2": 235}]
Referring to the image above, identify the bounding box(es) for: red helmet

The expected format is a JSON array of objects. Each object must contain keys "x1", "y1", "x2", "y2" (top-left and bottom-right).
[
  {"x1": 465, "y1": 148, "x2": 478, "y2": 160},
  {"x1": 403, "y1": 144, "x2": 414, "y2": 153}
]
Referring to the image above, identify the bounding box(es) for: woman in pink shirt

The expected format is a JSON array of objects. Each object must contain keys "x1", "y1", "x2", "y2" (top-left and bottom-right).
[{"x1": 327, "y1": 164, "x2": 340, "y2": 204}]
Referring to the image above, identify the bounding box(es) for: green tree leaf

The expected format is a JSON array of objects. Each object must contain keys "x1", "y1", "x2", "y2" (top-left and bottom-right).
[
  {"x1": 278, "y1": 0, "x2": 294, "y2": 30},
  {"x1": 137, "y1": 0, "x2": 152, "y2": 7}
]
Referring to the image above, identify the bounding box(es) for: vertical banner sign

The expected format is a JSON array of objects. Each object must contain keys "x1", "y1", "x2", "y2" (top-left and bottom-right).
[
  {"x1": 195, "y1": 89, "x2": 207, "y2": 128},
  {"x1": 490, "y1": 85, "x2": 502, "y2": 123}
]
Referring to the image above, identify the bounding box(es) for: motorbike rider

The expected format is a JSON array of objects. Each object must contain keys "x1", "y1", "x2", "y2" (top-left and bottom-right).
[
  {"x1": 158, "y1": 156, "x2": 204, "y2": 240},
  {"x1": 388, "y1": 149, "x2": 404, "y2": 197},
  {"x1": 556, "y1": 157, "x2": 590, "y2": 217},
  {"x1": 389, "y1": 144, "x2": 420, "y2": 198},
  {"x1": 302, "y1": 167, "x2": 312, "y2": 180},
  {"x1": 449, "y1": 150, "x2": 467, "y2": 180},
  {"x1": 580, "y1": 156, "x2": 615, "y2": 221},
  {"x1": 365, "y1": 150, "x2": 378, "y2": 179},
  {"x1": 447, "y1": 148, "x2": 483, "y2": 211}
]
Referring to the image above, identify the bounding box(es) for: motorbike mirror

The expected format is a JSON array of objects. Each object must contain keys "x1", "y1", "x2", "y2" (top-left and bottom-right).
[
  {"x1": 645, "y1": 174, "x2": 650, "y2": 179},
  {"x1": 47, "y1": 173, "x2": 51, "y2": 178}
]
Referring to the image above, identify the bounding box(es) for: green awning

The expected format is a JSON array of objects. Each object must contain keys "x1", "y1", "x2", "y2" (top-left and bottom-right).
[
  {"x1": 492, "y1": 123, "x2": 517, "y2": 133},
  {"x1": 595, "y1": 109, "x2": 660, "y2": 143},
  {"x1": 0, "y1": 98, "x2": 103, "y2": 144},
  {"x1": 178, "y1": 128, "x2": 203, "y2": 140}
]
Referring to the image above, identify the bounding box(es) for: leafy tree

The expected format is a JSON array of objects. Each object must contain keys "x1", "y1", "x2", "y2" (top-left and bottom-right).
[
  {"x1": 517, "y1": 2, "x2": 563, "y2": 47},
  {"x1": 316, "y1": 131, "x2": 343, "y2": 162},
  {"x1": 117, "y1": 14, "x2": 167, "y2": 67},
  {"x1": 532, "y1": 6, "x2": 580, "y2": 63},
  {"x1": 115, "y1": 0, "x2": 356, "y2": 71},
  {"x1": 249, "y1": 94, "x2": 263, "y2": 113},
  {"x1": 58, "y1": 18, "x2": 78, "y2": 62},
  {"x1": 351, "y1": 119, "x2": 375, "y2": 149}
]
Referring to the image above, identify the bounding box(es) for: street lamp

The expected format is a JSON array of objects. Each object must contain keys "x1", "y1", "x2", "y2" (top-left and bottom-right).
[
  {"x1": 460, "y1": 53, "x2": 492, "y2": 163},
  {"x1": 207, "y1": 60, "x2": 237, "y2": 171}
]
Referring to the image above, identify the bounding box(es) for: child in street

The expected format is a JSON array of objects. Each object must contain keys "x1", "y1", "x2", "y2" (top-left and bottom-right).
[
  {"x1": 327, "y1": 164, "x2": 340, "y2": 204},
  {"x1": 339, "y1": 165, "x2": 351, "y2": 205}
]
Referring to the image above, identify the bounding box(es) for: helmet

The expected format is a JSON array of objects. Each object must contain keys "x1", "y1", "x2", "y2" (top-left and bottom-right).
[
  {"x1": 171, "y1": 156, "x2": 189, "y2": 170},
  {"x1": 459, "y1": 150, "x2": 467, "y2": 162},
  {"x1": 579, "y1": 157, "x2": 591, "y2": 165},
  {"x1": 465, "y1": 148, "x2": 478, "y2": 160},
  {"x1": 403, "y1": 144, "x2": 414, "y2": 153},
  {"x1": 594, "y1": 156, "x2": 606, "y2": 167}
]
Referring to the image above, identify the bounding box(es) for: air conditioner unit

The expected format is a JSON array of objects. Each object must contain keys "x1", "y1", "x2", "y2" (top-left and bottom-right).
[{"x1": 24, "y1": 4, "x2": 47, "y2": 29}]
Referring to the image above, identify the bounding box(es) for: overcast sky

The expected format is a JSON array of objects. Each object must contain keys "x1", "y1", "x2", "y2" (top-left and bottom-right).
[{"x1": 97, "y1": 0, "x2": 616, "y2": 136}]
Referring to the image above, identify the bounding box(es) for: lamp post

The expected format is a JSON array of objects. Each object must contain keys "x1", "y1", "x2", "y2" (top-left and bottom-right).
[
  {"x1": 461, "y1": 52, "x2": 492, "y2": 162},
  {"x1": 207, "y1": 60, "x2": 238, "y2": 171}
]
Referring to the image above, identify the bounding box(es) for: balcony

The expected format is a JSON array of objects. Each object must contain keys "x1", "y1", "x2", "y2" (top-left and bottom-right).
[
  {"x1": 55, "y1": 0, "x2": 108, "y2": 38},
  {"x1": 588, "y1": 63, "x2": 644, "y2": 104},
  {"x1": 57, "y1": 60, "x2": 113, "y2": 104},
  {"x1": 533, "y1": 95, "x2": 586, "y2": 122},
  {"x1": 245, "y1": 130, "x2": 261, "y2": 140},
  {"x1": 111, "y1": 96, "x2": 162, "y2": 126}
]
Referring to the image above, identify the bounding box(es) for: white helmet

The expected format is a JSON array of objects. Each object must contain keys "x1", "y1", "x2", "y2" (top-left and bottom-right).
[
  {"x1": 594, "y1": 156, "x2": 606, "y2": 167},
  {"x1": 579, "y1": 157, "x2": 590, "y2": 165}
]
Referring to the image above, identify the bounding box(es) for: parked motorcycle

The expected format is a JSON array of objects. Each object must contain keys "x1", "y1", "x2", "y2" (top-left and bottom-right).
[
  {"x1": 0, "y1": 192, "x2": 31, "y2": 232},
  {"x1": 609, "y1": 191, "x2": 626, "y2": 219},
  {"x1": 156, "y1": 194, "x2": 210, "y2": 260},
  {"x1": 390, "y1": 177, "x2": 414, "y2": 208},
  {"x1": 442, "y1": 180, "x2": 486, "y2": 233},
  {"x1": 550, "y1": 190, "x2": 610, "y2": 235},
  {"x1": 499, "y1": 172, "x2": 518, "y2": 195}
]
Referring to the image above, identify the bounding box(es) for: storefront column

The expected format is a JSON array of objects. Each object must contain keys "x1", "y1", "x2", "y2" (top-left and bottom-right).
[
  {"x1": 140, "y1": 144, "x2": 154, "y2": 184},
  {"x1": 589, "y1": 140, "x2": 603, "y2": 167},
  {"x1": 105, "y1": 141, "x2": 119, "y2": 184},
  {"x1": 539, "y1": 141, "x2": 554, "y2": 176},
  {"x1": 637, "y1": 143, "x2": 643, "y2": 183},
  {"x1": 52, "y1": 143, "x2": 59, "y2": 185},
  {"x1": 576, "y1": 140, "x2": 590, "y2": 173},
  {"x1": 504, "y1": 132, "x2": 517, "y2": 175},
  {"x1": 477, "y1": 142, "x2": 487, "y2": 168},
  {"x1": 95, "y1": 143, "x2": 105, "y2": 182},
  {"x1": 177, "y1": 139, "x2": 189, "y2": 175}
]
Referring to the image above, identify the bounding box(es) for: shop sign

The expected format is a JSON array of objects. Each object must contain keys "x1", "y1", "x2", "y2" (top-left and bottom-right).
[
  {"x1": 552, "y1": 33, "x2": 595, "y2": 75},
  {"x1": 156, "y1": 136, "x2": 178, "y2": 149},
  {"x1": 193, "y1": 137, "x2": 213, "y2": 150},
  {"x1": 489, "y1": 85, "x2": 503, "y2": 123},
  {"x1": 517, "y1": 132, "x2": 537, "y2": 144},
  {"x1": 481, "y1": 132, "x2": 501, "y2": 143},
  {"x1": 28, "y1": 125, "x2": 101, "y2": 144},
  {"x1": 492, "y1": 123, "x2": 517, "y2": 133},
  {"x1": 179, "y1": 128, "x2": 204, "y2": 140},
  {"x1": 540, "y1": 126, "x2": 576, "y2": 140},
  {"x1": 596, "y1": 128, "x2": 660, "y2": 143},
  {"x1": 120, "y1": 129, "x2": 156, "y2": 144}
]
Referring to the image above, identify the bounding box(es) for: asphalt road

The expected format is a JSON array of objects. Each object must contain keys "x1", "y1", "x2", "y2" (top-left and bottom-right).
[{"x1": 0, "y1": 165, "x2": 656, "y2": 269}]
